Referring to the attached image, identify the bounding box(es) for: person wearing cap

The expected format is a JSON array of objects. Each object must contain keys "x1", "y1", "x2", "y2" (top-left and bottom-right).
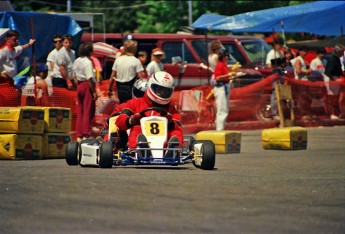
[
  {"x1": 213, "y1": 50, "x2": 234, "y2": 131},
  {"x1": 293, "y1": 46, "x2": 312, "y2": 80},
  {"x1": 0, "y1": 30, "x2": 35, "y2": 87},
  {"x1": 146, "y1": 48, "x2": 165, "y2": 77},
  {"x1": 108, "y1": 39, "x2": 144, "y2": 103},
  {"x1": 22, "y1": 64, "x2": 50, "y2": 105}
]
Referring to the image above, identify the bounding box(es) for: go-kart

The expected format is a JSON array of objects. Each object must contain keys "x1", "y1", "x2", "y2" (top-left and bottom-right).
[{"x1": 66, "y1": 107, "x2": 216, "y2": 170}]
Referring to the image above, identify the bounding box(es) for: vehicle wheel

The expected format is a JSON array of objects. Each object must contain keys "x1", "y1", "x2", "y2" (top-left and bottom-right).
[
  {"x1": 184, "y1": 135, "x2": 195, "y2": 151},
  {"x1": 255, "y1": 95, "x2": 272, "y2": 121},
  {"x1": 66, "y1": 141, "x2": 79, "y2": 165},
  {"x1": 193, "y1": 140, "x2": 216, "y2": 170},
  {"x1": 99, "y1": 142, "x2": 113, "y2": 168}
]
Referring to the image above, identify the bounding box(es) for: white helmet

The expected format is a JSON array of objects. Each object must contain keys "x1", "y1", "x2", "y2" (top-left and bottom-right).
[
  {"x1": 132, "y1": 78, "x2": 148, "y2": 98},
  {"x1": 147, "y1": 71, "x2": 175, "y2": 105}
]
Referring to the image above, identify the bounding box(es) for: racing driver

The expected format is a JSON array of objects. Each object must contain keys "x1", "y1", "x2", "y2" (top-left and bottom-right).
[{"x1": 115, "y1": 71, "x2": 183, "y2": 152}]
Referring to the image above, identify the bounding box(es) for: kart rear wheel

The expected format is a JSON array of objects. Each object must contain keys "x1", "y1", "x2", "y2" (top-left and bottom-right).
[
  {"x1": 193, "y1": 140, "x2": 215, "y2": 170},
  {"x1": 66, "y1": 141, "x2": 79, "y2": 166},
  {"x1": 99, "y1": 142, "x2": 113, "y2": 168}
]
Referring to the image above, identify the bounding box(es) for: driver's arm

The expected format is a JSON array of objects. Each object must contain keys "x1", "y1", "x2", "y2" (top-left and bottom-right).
[{"x1": 115, "y1": 108, "x2": 135, "y2": 131}]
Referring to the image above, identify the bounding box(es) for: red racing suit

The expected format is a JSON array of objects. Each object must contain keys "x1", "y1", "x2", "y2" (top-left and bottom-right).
[{"x1": 115, "y1": 93, "x2": 183, "y2": 148}]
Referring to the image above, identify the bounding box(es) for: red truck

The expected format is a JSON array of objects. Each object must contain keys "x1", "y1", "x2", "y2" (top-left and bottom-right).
[{"x1": 81, "y1": 32, "x2": 272, "y2": 89}]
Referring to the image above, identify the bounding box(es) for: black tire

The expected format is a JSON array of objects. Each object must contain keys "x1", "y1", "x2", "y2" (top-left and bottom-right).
[
  {"x1": 184, "y1": 135, "x2": 195, "y2": 151},
  {"x1": 193, "y1": 140, "x2": 216, "y2": 170},
  {"x1": 66, "y1": 141, "x2": 79, "y2": 166},
  {"x1": 99, "y1": 142, "x2": 113, "y2": 168},
  {"x1": 255, "y1": 95, "x2": 272, "y2": 121}
]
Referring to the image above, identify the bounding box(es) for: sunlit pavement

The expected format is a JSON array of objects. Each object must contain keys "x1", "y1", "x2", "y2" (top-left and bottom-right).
[{"x1": 1, "y1": 126, "x2": 344, "y2": 233}]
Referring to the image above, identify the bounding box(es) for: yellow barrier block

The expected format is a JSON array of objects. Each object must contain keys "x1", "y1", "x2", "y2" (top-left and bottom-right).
[
  {"x1": 0, "y1": 107, "x2": 45, "y2": 134},
  {"x1": 262, "y1": 126, "x2": 307, "y2": 150},
  {"x1": 196, "y1": 130, "x2": 241, "y2": 154},
  {"x1": 27, "y1": 107, "x2": 72, "y2": 133},
  {"x1": 43, "y1": 133, "x2": 71, "y2": 159},
  {"x1": 0, "y1": 134, "x2": 43, "y2": 160}
]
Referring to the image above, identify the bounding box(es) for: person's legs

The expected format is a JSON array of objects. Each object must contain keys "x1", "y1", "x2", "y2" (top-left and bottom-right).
[
  {"x1": 215, "y1": 86, "x2": 228, "y2": 130},
  {"x1": 76, "y1": 84, "x2": 84, "y2": 139},
  {"x1": 165, "y1": 136, "x2": 179, "y2": 158},
  {"x1": 82, "y1": 83, "x2": 95, "y2": 138},
  {"x1": 136, "y1": 133, "x2": 151, "y2": 158}
]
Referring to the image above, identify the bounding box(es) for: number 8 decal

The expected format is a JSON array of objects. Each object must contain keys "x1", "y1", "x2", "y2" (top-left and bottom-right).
[{"x1": 150, "y1": 122, "x2": 160, "y2": 134}]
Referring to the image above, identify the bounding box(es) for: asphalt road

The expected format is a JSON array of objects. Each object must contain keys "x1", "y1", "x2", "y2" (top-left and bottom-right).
[{"x1": 1, "y1": 126, "x2": 345, "y2": 234}]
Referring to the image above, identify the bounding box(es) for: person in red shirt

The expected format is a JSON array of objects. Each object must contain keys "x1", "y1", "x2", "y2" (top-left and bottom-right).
[
  {"x1": 114, "y1": 71, "x2": 183, "y2": 155},
  {"x1": 213, "y1": 50, "x2": 233, "y2": 131}
]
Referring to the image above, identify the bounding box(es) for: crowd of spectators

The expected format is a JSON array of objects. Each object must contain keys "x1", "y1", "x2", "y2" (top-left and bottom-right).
[
  {"x1": 1, "y1": 30, "x2": 344, "y2": 134},
  {"x1": 265, "y1": 37, "x2": 345, "y2": 120}
]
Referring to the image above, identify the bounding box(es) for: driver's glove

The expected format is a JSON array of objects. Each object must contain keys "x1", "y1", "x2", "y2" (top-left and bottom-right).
[{"x1": 129, "y1": 113, "x2": 142, "y2": 126}]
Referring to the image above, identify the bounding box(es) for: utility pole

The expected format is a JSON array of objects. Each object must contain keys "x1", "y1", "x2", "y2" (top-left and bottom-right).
[
  {"x1": 188, "y1": 0, "x2": 192, "y2": 27},
  {"x1": 67, "y1": 0, "x2": 71, "y2": 12}
]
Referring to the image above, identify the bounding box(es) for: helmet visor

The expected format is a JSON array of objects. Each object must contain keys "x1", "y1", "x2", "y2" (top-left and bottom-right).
[{"x1": 151, "y1": 84, "x2": 173, "y2": 99}]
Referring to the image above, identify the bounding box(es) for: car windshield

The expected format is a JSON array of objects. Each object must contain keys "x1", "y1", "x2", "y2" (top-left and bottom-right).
[
  {"x1": 191, "y1": 40, "x2": 244, "y2": 65},
  {"x1": 240, "y1": 40, "x2": 271, "y2": 63}
]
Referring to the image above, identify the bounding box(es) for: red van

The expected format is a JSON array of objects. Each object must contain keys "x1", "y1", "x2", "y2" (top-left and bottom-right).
[{"x1": 81, "y1": 33, "x2": 271, "y2": 90}]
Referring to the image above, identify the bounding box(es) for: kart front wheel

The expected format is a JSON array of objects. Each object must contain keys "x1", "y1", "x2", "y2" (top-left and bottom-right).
[
  {"x1": 99, "y1": 142, "x2": 113, "y2": 168},
  {"x1": 184, "y1": 135, "x2": 195, "y2": 151},
  {"x1": 193, "y1": 140, "x2": 216, "y2": 170},
  {"x1": 66, "y1": 141, "x2": 79, "y2": 166}
]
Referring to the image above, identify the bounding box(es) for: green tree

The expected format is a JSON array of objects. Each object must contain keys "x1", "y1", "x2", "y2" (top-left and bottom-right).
[{"x1": 12, "y1": 0, "x2": 314, "y2": 34}]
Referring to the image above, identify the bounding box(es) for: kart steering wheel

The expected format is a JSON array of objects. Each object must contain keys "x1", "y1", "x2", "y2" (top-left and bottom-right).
[{"x1": 139, "y1": 107, "x2": 168, "y2": 117}]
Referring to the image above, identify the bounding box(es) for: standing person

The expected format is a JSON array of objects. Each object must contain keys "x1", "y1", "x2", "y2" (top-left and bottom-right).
[
  {"x1": 293, "y1": 46, "x2": 312, "y2": 80},
  {"x1": 213, "y1": 50, "x2": 233, "y2": 131},
  {"x1": 46, "y1": 34, "x2": 63, "y2": 86},
  {"x1": 54, "y1": 34, "x2": 76, "y2": 89},
  {"x1": 208, "y1": 40, "x2": 223, "y2": 71},
  {"x1": 146, "y1": 48, "x2": 165, "y2": 77},
  {"x1": 324, "y1": 44, "x2": 345, "y2": 119},
  {"x1": 310, "y1": 48, "x2": 328, "y2": 116},
  {"x1": 73, "y1": 41, "x2": 97, "y2": 142},
  {"x1": 0, "y1": 30, "x2": 35, "y2": 86},
  {"x1": 108, "y1": 40, "x2": 144, "y2": 103},
  {"x1": 22, "y1": 64, "x2": 50, "y2": 106},
  {"x1": 325, "y1": 44, "x2": 345, "y2": 80},
  {"x1": 265, "y1": 37, "x2": 284, "y2": 120},
  {"x1": 138, "y1": 50, "x2": 148, "y2": 78},
  {"x1": 310, "y1": 48, "x2": 327, "y2": 74}
]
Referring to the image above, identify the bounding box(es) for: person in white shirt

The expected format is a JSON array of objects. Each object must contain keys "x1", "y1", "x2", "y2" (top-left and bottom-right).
[
  {"x1": 293, "y1": 46, "x2": 312, "y2": 80},
  {"x1": 73, "y1": 41, "x2": 97, "y2": 141},
  {"x1": 208, "y1": 40, "x2": 223, "y2": 72},
  {"x1": 22, "y1": 64, "x2": 51, "y2": 106},
  {"x1": 0, "y1": 30, "x2": 35, "y2": 86},
  {"x1": 310, "y1": 48, "x2": 327, "y2": 74},
  {"x1": 146, "y1": 48, "x2": 165, "y2": 77},
  {"x1": 265, "y1": 37, "x2": 284, "y2": 120},
  {"x1": 54, "y1": 34, "x2": 76, "y2": 89},
  {"x1": 265, "y1": 37, "x2": 284, "y2": 70},
  {"x1": 108, "y1": 40, "x2": 144, "y2": 103},
  {"x1": 46, "y1": 34, "x2": 63, "y2": 84}
]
